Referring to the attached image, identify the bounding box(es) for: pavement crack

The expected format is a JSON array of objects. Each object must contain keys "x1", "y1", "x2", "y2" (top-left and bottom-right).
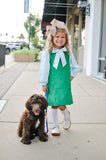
[{"x1": 78, "y1": 84, "x2": 94, "y2": 96}]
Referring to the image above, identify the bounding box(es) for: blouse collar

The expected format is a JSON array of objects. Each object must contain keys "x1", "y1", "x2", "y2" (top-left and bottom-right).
[
  {"x1": 51, "y1": 47, "x2": 67, "y2": 69},
  {"x1": 52, "y1": 47, "x2": 67, "y2": 53}
]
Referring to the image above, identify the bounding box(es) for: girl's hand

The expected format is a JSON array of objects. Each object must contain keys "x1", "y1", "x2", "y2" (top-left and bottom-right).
[
  {"x1": 71, "y1": 76, "x2": 74, "y2": 81},
  {"x1": 42, "y1": 85, "x2": 48, "y2": 93}
]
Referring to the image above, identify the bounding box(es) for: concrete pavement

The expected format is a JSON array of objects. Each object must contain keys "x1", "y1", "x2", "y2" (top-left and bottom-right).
[{"x1": 0, "y1": 53, "x2": 106, "y2": 160}]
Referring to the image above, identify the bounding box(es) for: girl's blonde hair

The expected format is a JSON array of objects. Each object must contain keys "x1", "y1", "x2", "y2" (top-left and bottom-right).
[{"x1": 46, "y1": 26, "x2": 70, "y2": 54}]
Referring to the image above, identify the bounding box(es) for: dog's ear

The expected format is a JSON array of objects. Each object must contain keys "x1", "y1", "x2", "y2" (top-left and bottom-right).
[
  {"x1": 40, "y1": 96, "x2": 48, "y2": 109},
  {"x1": 25, "y1": 98, "x2": 32, "y2": 111}
]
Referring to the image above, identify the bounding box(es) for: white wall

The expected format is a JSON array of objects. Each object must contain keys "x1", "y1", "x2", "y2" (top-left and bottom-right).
[{"x1": 84, "y1": 0, "x2": 102, "y2": 76}]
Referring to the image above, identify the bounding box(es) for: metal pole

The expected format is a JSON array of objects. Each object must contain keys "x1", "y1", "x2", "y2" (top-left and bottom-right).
[
  {"x1": 29, "y1": 0, "x2": 31, "y2": 49},
  {"x1": 29, "y1": 13, "x2": 31, "y2": 49}
]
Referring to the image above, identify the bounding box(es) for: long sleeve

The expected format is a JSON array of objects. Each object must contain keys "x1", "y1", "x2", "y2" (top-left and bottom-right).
[
  {"x1": 69, "y1": 50, "x2": 80, "y2": 77},
  {"x1": 38, "y1": 51, "x2": 50, "y2": 86}
]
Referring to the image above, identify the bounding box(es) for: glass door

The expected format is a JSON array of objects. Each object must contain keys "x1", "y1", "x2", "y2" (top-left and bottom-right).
[{"x1": 99, "y1": 0, "x2": 106, "y2": 73}]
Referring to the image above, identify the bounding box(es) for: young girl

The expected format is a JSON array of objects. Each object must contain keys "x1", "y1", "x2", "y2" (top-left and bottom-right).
[{"x1": 39, "y1": 19, "x2": 80, "y2": 136}]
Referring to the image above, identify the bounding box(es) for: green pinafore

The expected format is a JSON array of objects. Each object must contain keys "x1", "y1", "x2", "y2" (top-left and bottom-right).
[{"x1": 46, "y1": 51, "x2": 73, "y2": 106}]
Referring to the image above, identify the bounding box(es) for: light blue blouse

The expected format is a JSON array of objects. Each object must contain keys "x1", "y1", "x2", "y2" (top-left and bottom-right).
[{"x1": 39, "y1": 48, "x2": 80, "y2": 86}]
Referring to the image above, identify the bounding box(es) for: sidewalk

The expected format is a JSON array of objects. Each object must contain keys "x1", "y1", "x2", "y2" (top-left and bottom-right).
[{"x1": 0, "y1": 55, "x2": 106, "y2": 160}]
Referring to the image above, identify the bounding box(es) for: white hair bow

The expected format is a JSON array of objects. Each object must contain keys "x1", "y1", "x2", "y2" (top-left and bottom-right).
[{"x1": 46, "y1": 19, "x2": 66, "y2": 36}]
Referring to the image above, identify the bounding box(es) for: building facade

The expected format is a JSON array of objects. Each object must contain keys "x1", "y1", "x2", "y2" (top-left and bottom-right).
[
  {"x1": 41, "y1": 0, "x2": 106, "y2": 82},
  {"x1": 67, "y1": 0, "x2": 106, "y2": 81},
  {"x1": 84, "y1": 0, "x2": 106, "y2": 81}
]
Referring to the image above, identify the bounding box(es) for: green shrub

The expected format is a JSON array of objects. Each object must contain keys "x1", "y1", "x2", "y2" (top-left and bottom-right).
[{"x1": 13, "y1": 49, "x2": 40, "y2": 61}]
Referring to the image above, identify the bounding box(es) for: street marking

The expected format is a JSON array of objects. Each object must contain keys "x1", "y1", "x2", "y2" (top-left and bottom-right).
[{"x1": 0, "y1": 100, "x2": 7, "y2": 113}]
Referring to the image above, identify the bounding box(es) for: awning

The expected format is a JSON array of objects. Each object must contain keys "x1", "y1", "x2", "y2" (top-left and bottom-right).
[
  {"x1": 41, "y1": 0, "x2": 78, "y2": 38},
  {"x1": 42, "y1": 0, "x2": 67, "y2": 22},
  {"x1": 41, "y1": 0, "x2": 67, "y2": 38}
]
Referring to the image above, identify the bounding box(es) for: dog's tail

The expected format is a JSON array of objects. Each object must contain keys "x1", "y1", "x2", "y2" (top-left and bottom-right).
[{"x1": 17, "y1": 120, "x2": 23, "y2": 137}]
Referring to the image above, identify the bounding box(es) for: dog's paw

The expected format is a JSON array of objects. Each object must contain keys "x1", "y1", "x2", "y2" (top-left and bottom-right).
[
  {"x1": 39, "y1": 135, "x2": 48, "y2": 142},
  {"x1": 30, "y1": 134, "x2": 36, "y2": 140},
  {"x1": 43, "y1": 132, "x2": 48, "y2": 137},
  {"x1": 21, "y1": 138, "x2": 31, "y2": 145}
]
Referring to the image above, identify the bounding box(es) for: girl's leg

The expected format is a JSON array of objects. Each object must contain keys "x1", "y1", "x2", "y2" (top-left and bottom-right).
[
  {"x1": 51, "y1": 106, "x2": 60, "y2": 136},
  {"x1": 59, "y1": 105, "x2": 68, "y2": 120},
  {"x1": 51, "y1": 106, "x2": 59, "y2": 127},
  {"x1": 59, "y1": 105, "x2": 71, "y2": 130}
]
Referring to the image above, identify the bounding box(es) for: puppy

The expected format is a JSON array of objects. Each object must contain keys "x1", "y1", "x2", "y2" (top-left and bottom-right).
[{"x1": 17, "y1": 94, "x2": 48, "y2": 144}]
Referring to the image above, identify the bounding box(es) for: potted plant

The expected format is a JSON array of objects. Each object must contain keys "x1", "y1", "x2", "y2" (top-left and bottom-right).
[{"x1": 13, "y1": 48, "x2": 40, "y2": 62}]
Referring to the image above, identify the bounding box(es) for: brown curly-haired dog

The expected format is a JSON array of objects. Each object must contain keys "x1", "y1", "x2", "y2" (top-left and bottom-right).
[{"x1": 17, "y1": 94, "x2": 48, "y2": 144}]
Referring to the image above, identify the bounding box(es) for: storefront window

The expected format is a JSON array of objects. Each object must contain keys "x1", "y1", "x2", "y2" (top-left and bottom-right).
[
  {"x1": 73, "y1": 15, "x2": 85, "y2": 49},
  {"x1": 99, "y1": 0, "x2": 106, "y2": 73}
]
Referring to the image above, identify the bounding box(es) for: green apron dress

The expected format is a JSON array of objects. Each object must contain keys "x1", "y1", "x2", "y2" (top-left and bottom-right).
[{"x1": 46, "y1": 51, "x2": 73, "y2": 106}]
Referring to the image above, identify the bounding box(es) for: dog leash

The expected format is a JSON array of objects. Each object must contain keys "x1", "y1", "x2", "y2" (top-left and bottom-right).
[{"x1": 45, "y1": 91, "x2": 49, "y2": 133}]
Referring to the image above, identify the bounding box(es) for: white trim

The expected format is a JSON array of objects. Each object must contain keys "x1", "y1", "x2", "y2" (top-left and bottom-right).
[
  {"x1": 91, "y1": 74, "x2": 106, "y2": 84},
  {"x1": 84, "y1": 0, "x2": 102, "y2": 76},
  {"x1": 98, "y1": 57, "x2": 105, "y2": 61}
]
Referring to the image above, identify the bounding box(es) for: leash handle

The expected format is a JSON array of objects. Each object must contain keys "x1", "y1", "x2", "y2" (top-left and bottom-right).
[
  {"x1": 45, "y1": 91, "x2": 49, "y2": 133},
  {"x1": 46, "y1": 91, "x2": 48, "y2": 100}
]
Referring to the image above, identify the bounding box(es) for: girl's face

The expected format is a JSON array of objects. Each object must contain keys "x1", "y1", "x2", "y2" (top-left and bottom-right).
[{"x1": 53, "y1": 31, "x2": 66, "y2": 49}]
